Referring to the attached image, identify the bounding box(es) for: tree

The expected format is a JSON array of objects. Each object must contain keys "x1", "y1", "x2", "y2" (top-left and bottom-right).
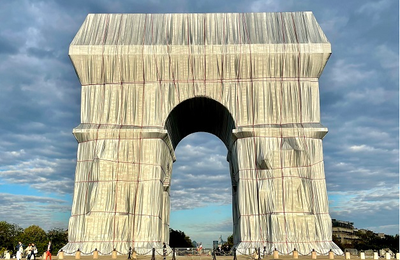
[
  {"x1": 47, "y1": 228, "x2": 68, "y2": 254},
  {"x1": 222, "y1": 234, "x2": 234, "y2": 251},
  {"x1": 0, "y1": 221, "x2": 23, "y2": 252},
  {"x1": 353, "y1": 230, "x2": 400, "y2": 253},
  {"x1": 332, "y1": 234, "x2": 344, "y2": 251},
  {"x1": 169, "y1": 228, "x2": 193, "y2": 248},
  {"x1": 18, "y1": 225, "x2": 47, "y2": 254}
]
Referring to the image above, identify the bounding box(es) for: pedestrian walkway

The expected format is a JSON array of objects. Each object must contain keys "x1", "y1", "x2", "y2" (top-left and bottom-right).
[{"x1": 55, "y1": 255, "x2": 359, "y2": 260}]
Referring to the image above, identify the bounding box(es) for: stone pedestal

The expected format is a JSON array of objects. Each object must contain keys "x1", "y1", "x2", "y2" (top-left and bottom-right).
[
  {"x1": 345, "y1": 252, "x2": 351, "y2": 259},
  {"x1": 273, "y1": 249, "x2": 279, "y2": 259},
  {"x1": 311, "y1": 250, "x2": 317, "y2": 259},
  {"x1": 293, "y1": 250, "x2": 299, "y2": 259}
]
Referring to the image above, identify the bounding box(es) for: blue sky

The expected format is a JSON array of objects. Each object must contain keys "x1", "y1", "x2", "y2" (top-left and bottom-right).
[{"x1": 0, "y1": 0, "x2": 398, "y2": 248}]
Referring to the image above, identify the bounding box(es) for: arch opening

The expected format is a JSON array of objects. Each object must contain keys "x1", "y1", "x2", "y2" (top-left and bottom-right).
[
  {"x1": 170, "y1": 132, "x2": 232, "y2": 247},
  {"x1": 164, "y1": 97, "x2": 236, "y2": 150},
  {"x1": 165, "y1": 97, "x2": 237, "y2": 248}
]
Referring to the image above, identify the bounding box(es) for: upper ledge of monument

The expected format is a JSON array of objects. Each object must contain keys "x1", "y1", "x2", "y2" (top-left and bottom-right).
[{"x1": 70, "y1": 12, "x2": 330, "y2": 48}]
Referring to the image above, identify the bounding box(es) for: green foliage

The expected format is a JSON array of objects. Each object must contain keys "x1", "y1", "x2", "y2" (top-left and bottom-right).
[
  {"x1": 222, "y1": 234, "x2": 234, "y2": 250},
  {"x1": 354, "y1": 230, "x2": 399, "y2": 253},
  {"x1": 169, "y1": 228, "x2": 193, "y2": 248},
  {"x1": 332, "y1": 235, "x2": 344, "y2": 250},
  {"x1": 0, "y1": 221, "x2": 68, "y2": 255},
  {"x1": 0, "y1": 247, "x2": 9, "y2": 257},
  {"x1": 353, "y1": 231, "x2": 399, "y2": 253},
  {"x1": 332, "y1": 230, "x2": 399, "y2": 253},
  {"x1": 47, "y1": 228, "x2": 68, "y2": 254},
  {"x1": 18, "y1": 225, "x2": 48, "y2": 254},
  {"x1": 227, "y1": 235, "x2": 233, "y2": 246},
  {"x1": 0, "y1": 221, "x2": 23, "y2": 252}
]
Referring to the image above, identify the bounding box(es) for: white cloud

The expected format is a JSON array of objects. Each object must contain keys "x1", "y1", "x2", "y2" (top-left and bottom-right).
[
  {"x1": 171, "y1": 133, "x2": 232, "y2": 211},
  {"x1": 364, "y1": 224, "x2": 400, "y2": 235},
  {"x1": 249, "y1": 0, "x2": 281, "y2": 12},
  {"x1": 329, "y1": 186, "x2": 399, "y2": 223},
  {"x1": 319, "y1": 15, "x2": 349, "y2": 40},
  {"x1": 0, "y1": 158, "x2": 75, "y2": 194},
  {"x1": 328, "y1": 59, "x2": 376, "y2": 86},
  {"x1": 0, "y1": 193, "x2": 70, "y2": 230},
  {"x1": 171, "y1": 185, "x2": 232, "y2": 211},
  {"x1": 374, "y1": 44, "x2": 399, "y2": 79},
  {"x1": 347, "y1": 87, "x2": 394, "y2": 105},
  {"x1": 356, "y1": 0, "x2": 392, "y2": 20},
  {"x1": 348, "y1": 144, "x2": 374, "y2": 152},
  {"x1": 347, "y1": 144, "x2": 397, "y2": 155},
  {"x1": 7, "y1": 149, "x2": 26, "y2": 157}
]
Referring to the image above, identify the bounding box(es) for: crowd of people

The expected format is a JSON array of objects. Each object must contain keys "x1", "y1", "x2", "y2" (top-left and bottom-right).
[{"x1": 14, "y1": 241, "x2": 52, "y2": 260}]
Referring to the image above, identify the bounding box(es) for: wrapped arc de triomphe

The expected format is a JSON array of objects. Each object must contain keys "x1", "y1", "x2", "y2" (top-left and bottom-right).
[{"x1": 62, "y1": 12, "x2": 343, "y2": 255}]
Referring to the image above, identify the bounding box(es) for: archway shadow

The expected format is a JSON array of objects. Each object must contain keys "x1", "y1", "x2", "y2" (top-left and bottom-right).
[{"x1": 164, "y1": 97, "x2": 236, "y2": 150}]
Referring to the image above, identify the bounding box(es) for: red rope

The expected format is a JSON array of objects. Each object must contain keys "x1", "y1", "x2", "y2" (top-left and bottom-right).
[
  {"x1": 203, "y1": 15, "x2": 207, "y2": 96},
  {"x1": 186, "y1": 14, "x2": 195, "y2": 97},
  {"x1": 67, "y1": 240, "x2": 163, "y2": 244},
  {"x1": 80, "y1": 77, "x2": 318, "y2": 86},
  {"x1": 237, "y1": 175, "x2": 327, "y2": 182},
  {"x1": 77, "y1": 121, "x2": 323, "y2": 128},
  {"x1": 75, "y1": 179, "x2": 165, "y2": 185},
  {"x1": 80, "y1": 14, "x2": 110, "y2": 236},
  {"x1": 241, "y1": 12, "x2": 264, "y2": 245},
  {"x1": 131, "y1": 13, "x2": 149, "y2": 249},
  {"x1": 238, "y1": 240, "x2": 334, "y2": 244},
  {"x1": 238, "y1": 212, "x2": 329, "y2": 217},
  {"x1": 290, "y1": 13, "x2": 315, "y2": 218},
  {"x1": 113, "y1": 13, "x2": 125, "y2": 249},
  {"x1": 219, "y1": 14, "x2": 226, "y2": 103},
  {"x1": 165, "y1": 14, "x2": 180, "y2": 103},
  {"x1": 279, "y1": 12, "x2": 289, "y2": 252},
  {"x1": 150, "y1": 14, "x2": 164, "y2": 121},
  {"x1": 71, "y1": 212, "x2": 162, "y2": 219}
]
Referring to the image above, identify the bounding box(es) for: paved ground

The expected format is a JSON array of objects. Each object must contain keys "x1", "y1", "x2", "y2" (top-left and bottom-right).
[{"x1": 54, "y1": 254, "x2": 360, "y2": 260}]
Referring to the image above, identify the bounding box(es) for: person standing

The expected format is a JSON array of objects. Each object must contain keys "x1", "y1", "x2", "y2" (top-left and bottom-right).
[
  {"x1": 25, "y1": 243, "x2": 32, "y2": 260},
  {"x1": 16, "y1": 242, "x2": 23, "y2": 260},
  {"x1": 45, "y1": 241, "x2": 52, "y2": 260},
  {"x1": 31, "y1": 244, "x2": 37, "y2": 260},
  {"x1": 163, "y1": 243, "x2": 167, "y2": 260}
]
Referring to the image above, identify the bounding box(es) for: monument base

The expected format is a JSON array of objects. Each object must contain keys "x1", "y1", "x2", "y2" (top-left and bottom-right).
[{"x1": 235, "y1": 241, "x2": 343, "y2": 256}]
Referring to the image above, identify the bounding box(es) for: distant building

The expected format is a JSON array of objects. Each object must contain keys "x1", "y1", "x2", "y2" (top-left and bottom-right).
[
  {"x1": 332, "y1": 219, "x2": 359, "y2": 245},
  {"x1": 218, "y1": 235, "x2": 225, "y2": 246},
  {"x1": 356, "y1": 229, "x2": 369, "y2": 234},
  {"x1": 212, "y1": 236, "x2": 226, "y2": 251},
  {"x1": 213, "y1": 241, "x2": 219, "y2": 250}
]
